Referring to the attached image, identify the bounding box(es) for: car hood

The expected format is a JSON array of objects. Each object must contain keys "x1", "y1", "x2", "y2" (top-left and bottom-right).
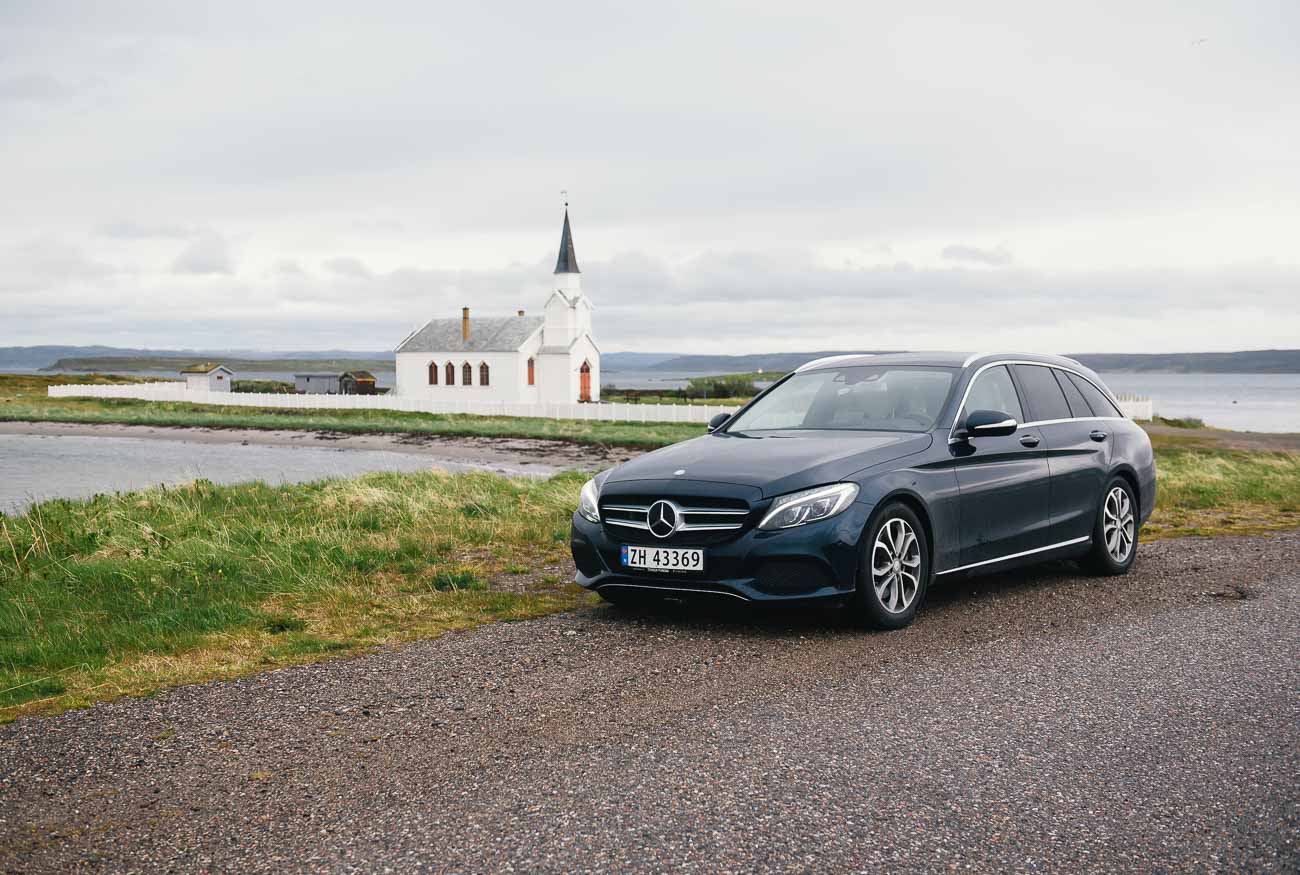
[{"x1": 605, "y1": 429, "x2": 933, "y2": 498}]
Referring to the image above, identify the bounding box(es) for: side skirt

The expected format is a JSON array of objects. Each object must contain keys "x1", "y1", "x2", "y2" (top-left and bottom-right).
[{"x1": 935, "y1": 536, "x2": 1091, "y2": 577}]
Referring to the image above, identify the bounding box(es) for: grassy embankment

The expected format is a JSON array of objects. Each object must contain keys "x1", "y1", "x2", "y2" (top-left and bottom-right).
[
  {"x1": 0, "y1": 374, "x2": 706, "y2": 448},
  {"x1": 0, "y1": 470, "x2": 589, "y2": 721}
]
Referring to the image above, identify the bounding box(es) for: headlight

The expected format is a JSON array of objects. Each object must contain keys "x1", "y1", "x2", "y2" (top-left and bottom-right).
[
  {"x1": 578, "y1": 478, "x2": 601, "y2": 523},
  {"x1": 757, "y1": 483, "x2": 859, "y2": 530}
]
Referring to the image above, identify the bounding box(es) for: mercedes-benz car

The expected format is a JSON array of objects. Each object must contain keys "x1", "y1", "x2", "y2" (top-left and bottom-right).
[{"x1": 569, "y1": 352, "x2": 1156, "y2": 628}]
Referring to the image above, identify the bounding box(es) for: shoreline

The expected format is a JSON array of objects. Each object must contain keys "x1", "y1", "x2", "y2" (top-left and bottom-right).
[
  {"x1": 0, "y1": 421, "x2": 643, "y2": 471},
  {"x1": 4, "y1": 417, "x2": 1299, "y2": 454}
]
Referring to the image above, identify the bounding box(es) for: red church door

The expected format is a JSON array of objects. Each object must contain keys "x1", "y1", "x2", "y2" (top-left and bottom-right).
[{"x1": 579, "y1": 361, "x2": 592, "y2": 402}]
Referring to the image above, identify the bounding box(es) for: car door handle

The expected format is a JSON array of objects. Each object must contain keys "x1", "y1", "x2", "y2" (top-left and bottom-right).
[
  {"x1": 1090, "y1": 430, "x2": 1108, "y2": 442},
  {"x1": 1019, "y1": 434, "x2": 1040, "y2": 448}
]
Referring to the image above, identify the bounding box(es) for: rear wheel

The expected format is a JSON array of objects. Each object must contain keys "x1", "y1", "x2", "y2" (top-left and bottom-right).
[
  {"x1": 1082, "y1": 477, "x2": 1138, "y2": 575},
  {"x1": 852, "y1": 502, "x2": 930, "y2": 629}
]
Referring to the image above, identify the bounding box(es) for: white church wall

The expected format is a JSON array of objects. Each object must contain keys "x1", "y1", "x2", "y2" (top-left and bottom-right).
[{"x1": 395, "y1": 350, "x2": 530, "y2": 402}]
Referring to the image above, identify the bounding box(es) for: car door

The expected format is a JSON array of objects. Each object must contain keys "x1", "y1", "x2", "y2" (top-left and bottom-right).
[
  {"x1": 950, "y1": 364, "x2": 1052, "y2": 566},
  {"x1": 1012, "y1": 364, "x2": 1109, "y2": 546}
]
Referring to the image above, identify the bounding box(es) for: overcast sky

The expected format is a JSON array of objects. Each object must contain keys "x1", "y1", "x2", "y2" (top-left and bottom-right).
[{"x1": 2, "y1": 1, "x2": 1296, "y2": 355}]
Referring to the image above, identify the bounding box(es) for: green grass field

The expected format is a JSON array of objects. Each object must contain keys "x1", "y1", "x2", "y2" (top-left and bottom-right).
[{"x1": 0, "y1": 374, "x2": 706, "y2": 448}]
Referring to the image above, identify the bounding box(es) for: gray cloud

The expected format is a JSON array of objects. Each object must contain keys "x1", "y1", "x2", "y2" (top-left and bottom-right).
[
  {"x1": 323, "y1": 256, "x2": 373, "y2": 279},
  {"x1": 171, "y1": 233, "x2": 233, "y2": 275},
  {"x1": 1, "y1": 2, "x2": 1297, "y2": 352},
  {"x1": 0, "y1": 72, "x2": 71, "y2": 101},
  {"x1": 97, "y1": 220, "x2": 195, "y2": 240},
  {"x1": 942, "y1": 244, "x2": 1014, "y2": 267}
]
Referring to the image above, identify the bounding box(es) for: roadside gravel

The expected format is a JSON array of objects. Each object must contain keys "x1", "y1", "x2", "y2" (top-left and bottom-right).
[{"x1": 1, "y1": 533, "x2": 1297, "y2": 872}]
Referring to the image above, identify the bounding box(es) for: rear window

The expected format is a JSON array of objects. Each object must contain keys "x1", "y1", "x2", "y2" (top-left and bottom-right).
[
  {"x1": 1053, "y1": 369, "x2": 1091, "y2": 418},
  {"x1": 1013, "y1": 365, "x2": 1072, "y2": 422},
  {"x1": 1067, "y1": 372, "x2": 1124, "y2": 417}
]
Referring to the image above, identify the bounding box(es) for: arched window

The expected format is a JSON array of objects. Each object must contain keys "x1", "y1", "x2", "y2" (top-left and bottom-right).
[
  {"x1": 479, "y1": 362, "x2": 490, "y2": 386},
  {"x1": 527, "y1": 357, "x2": 535, "y2": 386},
  {"x1": 462, "y1": 362, "x2": 473, "y2": 385},
  {"x1": 428, "y1": 362, "x2": 438, "y2": 385},
  {"x1": 445, "y1": 361, "x2": 455, "y2": 385}
]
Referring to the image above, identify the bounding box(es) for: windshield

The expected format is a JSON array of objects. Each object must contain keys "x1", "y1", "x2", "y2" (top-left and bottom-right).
[{"x1": 726, "y1": 366, "x2": 957, "y2": 433}]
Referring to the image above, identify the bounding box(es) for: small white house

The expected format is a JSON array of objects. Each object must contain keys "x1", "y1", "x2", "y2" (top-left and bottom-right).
[
  {"x1": 180, "y1": 362, "x2": 234, "y2": 392},
  {"x1": 394, "y1": 209, "x2": 600, "y2": 403}
]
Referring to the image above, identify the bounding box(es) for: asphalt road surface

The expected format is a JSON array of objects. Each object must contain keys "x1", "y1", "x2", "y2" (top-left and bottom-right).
[{"x1": 2, "y1": 533, "x2": 1297, "y2": 873}]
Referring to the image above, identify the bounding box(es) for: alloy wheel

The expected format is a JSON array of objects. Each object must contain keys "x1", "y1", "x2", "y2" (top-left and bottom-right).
[
  {"x1": 872, "y1": 517, "x2": 921, "y2": 613},
  {"x1": 1103, "y1": 485, "x2": 1135, "y2": 563}
]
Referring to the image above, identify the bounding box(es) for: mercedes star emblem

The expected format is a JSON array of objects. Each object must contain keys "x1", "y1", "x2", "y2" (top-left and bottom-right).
[{"x1": 647, "y1": 500, "x2": 679, "y2": 539}]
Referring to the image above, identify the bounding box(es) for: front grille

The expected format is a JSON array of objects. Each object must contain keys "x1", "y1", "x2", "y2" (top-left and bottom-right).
[{"x1": 600, "y1": 495, "x2": 752, "y2": 546}]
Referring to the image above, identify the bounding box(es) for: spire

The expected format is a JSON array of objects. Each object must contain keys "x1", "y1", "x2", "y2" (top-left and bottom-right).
[{"x1": 553, "y1": 207, "x2": 580, "y2": 274}]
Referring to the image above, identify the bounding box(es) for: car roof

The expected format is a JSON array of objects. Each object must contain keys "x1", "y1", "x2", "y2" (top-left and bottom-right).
[{"x1": 795, "y1": 351, "x2": 1089, "y2": 372}]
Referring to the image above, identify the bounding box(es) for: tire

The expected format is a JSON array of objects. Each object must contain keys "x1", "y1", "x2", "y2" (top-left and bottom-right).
[
  {"x1": 1082, "y1": 476, "x2": 1138, "y2": 575},
  {"x1": 851, "y1": 502, "x2": 930, "y2": 629}
]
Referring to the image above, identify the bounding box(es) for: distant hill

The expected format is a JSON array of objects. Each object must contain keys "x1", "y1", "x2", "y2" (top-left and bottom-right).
[
  {"x1": 646, "y1": 349, "x2": 1300, "y2": 375},
  {"x1": 0, "y1": 346, "x2": 394, "y2": 370},
  {"x1": 1067, "y1": 350, "x2": 1300, "y2": 373},
  {"x1": 44, "y1": 355, "x2": 394, "y2": 374},
  {"x1": 646, "y1": 351, "x2": 894, "y2": 373},
  {"x1": 602, "y1": 352, "x2": 681, "y2": 369}
]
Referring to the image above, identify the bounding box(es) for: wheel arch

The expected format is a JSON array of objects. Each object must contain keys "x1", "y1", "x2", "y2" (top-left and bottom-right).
[
  {"x1": 1108, "y1": 464, "x2": 1141, "y2": 512},
  {"x1": 861, "y1": 488, "x2": 936, "y2": 571}
]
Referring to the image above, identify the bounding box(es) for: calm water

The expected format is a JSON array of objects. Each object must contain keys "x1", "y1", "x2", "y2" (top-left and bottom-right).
[
  {"x1": 605, "y1": 369, "x2": 1300, "y2": 432},
  {"x1": 1098, "y1": 373, "x2": 1300, "y2": 432},
  {"x1": 0, "y1": 435, "x2": 551, "y2": 516}
]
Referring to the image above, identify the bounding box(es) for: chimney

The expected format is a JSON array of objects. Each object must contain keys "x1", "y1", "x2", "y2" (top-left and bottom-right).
[
  {"x1": 461, "y1": 307, "x2": 470, "y2": 341},
  {"x1": 517, "y1": 309, "x2": 525, "y2": 317}
]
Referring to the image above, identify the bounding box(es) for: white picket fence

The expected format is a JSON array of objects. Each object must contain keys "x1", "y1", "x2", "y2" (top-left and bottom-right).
[
  {"x1": 48, "y1": 382, "x2": 1156, "y2": 424},
  {"x1": 1113, "y1": 393, "x2": 1154, "y2": 421},
  {"x1": 47, "y1": 382, "x2": 736, "y2": 424}
]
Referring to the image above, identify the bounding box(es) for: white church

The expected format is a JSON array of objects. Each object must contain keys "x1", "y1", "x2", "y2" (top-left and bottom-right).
[{"x1": 394, "y1": 209, "x2": 600, "y2": 403}]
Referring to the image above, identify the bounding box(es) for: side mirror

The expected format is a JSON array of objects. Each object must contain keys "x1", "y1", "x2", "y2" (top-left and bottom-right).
[
  {"x1": 959, "y1": 409, "x2": 1018, "y2": 439},
  {"x1": 708, "y1": 412, "x2": 731, "y2": 432}
]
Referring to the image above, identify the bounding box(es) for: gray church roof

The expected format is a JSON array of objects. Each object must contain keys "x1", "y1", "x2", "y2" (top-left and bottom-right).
[
  {"x1": 554, "y1": 209, "x2": 579, "y2": 274},
  {"x1": 396, "y1": 315, "x2": 544, "y2": 353}
]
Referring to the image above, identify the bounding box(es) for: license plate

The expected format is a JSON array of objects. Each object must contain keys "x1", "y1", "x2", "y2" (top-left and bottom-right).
[{"x1": 621, "y1": 544, "x2": 704, "y2": 573}]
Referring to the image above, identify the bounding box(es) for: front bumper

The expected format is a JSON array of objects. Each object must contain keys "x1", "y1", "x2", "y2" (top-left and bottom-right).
[{"x1": 569, "y1": 502, "x2": 874, "y2": 603}]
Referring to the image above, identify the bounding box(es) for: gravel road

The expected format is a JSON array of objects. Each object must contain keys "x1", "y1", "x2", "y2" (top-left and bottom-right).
[{"x1": 2, "y1": 533, "x2": 1297, "y2": 873}]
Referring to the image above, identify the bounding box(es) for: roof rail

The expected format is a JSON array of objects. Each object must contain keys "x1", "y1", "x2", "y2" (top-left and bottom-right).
[{"x1": 795, "y1": 354, "x2": 872, "y2": 373}]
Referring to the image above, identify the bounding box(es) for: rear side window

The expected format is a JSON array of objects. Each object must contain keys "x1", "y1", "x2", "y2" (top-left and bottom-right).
[
  {"x1": 1013, "y1": 365, "x2": 1072, "y2": 422},
  {"x1": 1067, "y1": 372, "x2": 1124, "y2": 417},
  {"x1": 962, "y1": 365, "x2": 1024, "y2": 423},
  {"x1": 1053, "y1": 369, "x2": 1091, "y2": 418}
]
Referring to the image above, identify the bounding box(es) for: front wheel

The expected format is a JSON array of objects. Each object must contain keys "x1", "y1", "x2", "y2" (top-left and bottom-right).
[
  {"x1": 1082, "y1": 477, "x2": 1138, "y2": 575},
  {"x1": 851, "y1": 502, "x2": 930, "y2": 629}
]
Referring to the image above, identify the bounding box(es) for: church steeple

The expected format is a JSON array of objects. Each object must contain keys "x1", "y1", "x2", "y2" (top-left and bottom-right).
[{"x1": 553, "y1": 208, "x2": 580, "y2": 275}]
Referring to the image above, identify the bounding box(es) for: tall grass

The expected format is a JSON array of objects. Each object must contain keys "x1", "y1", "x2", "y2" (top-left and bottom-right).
[
  {"x1": 0, "y1": 471, "x2": 587, "y2": 719},
  {"x1": 1144, "y1": 448, "x2": 1300, "y2": 538}
]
